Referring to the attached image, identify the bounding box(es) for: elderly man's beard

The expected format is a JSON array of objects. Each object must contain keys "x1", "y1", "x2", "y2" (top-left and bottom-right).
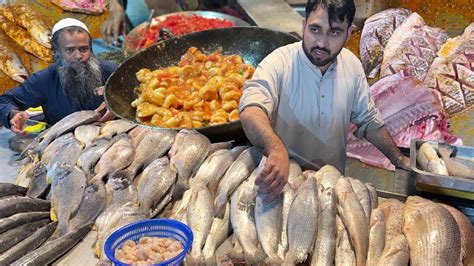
[{"x1": 56, "y1": 55, "x2": 102, "y2": 109}]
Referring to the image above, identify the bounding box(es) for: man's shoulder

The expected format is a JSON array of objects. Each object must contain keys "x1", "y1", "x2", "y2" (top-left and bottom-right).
[
  {"x1": 99, "y1": 59, "x2": 118, "y2": 72},
  {"x1": 337, "y1": 48, "x2": 365, "y2": 76},
  {"x1": 261, "y1": 41, "x2": 301, "y2": 67}
]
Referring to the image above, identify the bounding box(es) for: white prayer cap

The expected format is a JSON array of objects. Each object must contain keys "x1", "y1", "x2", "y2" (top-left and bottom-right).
[{"x1": 52, "y1": 18, "x2": 89, "y2": 36}]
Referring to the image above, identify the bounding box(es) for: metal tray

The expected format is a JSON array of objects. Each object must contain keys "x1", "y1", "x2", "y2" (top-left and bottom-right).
[{"x1": 410, "y1": 139, "x2": 474, "y2": 200}]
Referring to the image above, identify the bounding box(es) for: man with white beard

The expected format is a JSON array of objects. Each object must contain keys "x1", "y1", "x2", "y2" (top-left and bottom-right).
[{"x1": 0, "y1": 18, "x2": 117, "y2": 134}]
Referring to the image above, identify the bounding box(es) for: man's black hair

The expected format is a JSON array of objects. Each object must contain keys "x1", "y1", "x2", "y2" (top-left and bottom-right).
[{"x1": 305, "y1": 0, "x2": 356, "y2": 27}]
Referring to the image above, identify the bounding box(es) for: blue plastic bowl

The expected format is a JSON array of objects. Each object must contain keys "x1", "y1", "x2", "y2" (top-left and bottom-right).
[{"x1": 104, "y1": 219, "x2": 193, "y2": 266}]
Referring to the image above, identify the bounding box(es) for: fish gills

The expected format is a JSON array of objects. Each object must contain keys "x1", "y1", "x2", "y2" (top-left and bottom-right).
[
  {"x1": 311, "y1": 187, "x2": 337, "y2": 266},
  {"x1": 255, "y1": 192, "x2": 283, "y2": 264},
  {"x1": 403, "y1": 196, "x2": 461, "y2": 266},
  {"x1": 285, "y1": 176, "x2": 319, "y2": 264},
  {"x1": 366, "y1": 208, "x2": 385, "y2": 266},
  {"x1": 335, "y1": 177, "x2": 368, "y2": 266}
]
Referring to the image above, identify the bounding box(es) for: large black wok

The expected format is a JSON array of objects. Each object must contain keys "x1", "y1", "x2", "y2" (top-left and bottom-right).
[{"x1": 105, "y1": 26, "x2": 300, "y2": 141}]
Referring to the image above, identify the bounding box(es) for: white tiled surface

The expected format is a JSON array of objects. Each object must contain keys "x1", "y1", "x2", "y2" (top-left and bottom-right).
[{"x1": 0, "y1": 127, "x2": 20, "y2": 184}]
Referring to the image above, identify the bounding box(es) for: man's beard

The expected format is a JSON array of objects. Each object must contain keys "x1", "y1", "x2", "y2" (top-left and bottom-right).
[
  {"x1": 302, "y1": 39, "x2": 344, "y2": 68},
  {"x1": 56, "y1": 55, "x2": 102, "y2": 109}
]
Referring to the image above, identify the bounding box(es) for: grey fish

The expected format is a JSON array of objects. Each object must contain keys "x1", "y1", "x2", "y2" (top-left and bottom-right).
[
  {"x1": 31, "y1": 110, "x2": 100, "y2": 156},
  {"x1": 105, "y1": 170, "x2": 138, "y2": 208},
  {"x1": 67, "y1": 179, "x2": 106, "y2": 233},
  {"x1": 0, "y1": 183, "x2": 27, "y2": 198},
  {"x1": 335, "y1": 215, "x2": 356, "y2": 266},
  {"x1": 125, "y1": 129, "x2": 176, "y2": 179},
  {"x1": 0, "y1": 196, "x2": 50, "y2": 218},
  {"x1": 349, "y1": 177, "x2": 372, "y2": 222},
  {"x1": 169, "y1": 129, "x2": 211, "y2": 199},
  {"x1": 0, "y1": 211, "x2": 50, "y2": 234},
  {"x1": 190, "y1": 149, "x2": 234, "y2": 196},
  {"x1": 214, "y1": 147, "x2": 261, "y2": 217},
  {"x1": 285, "y1": 176, "x2": 319, "y2": 264},
  {"x1": 210, "y1": 141, "x2": 233, "y2": 154},
  {"x1": 11, "y1": 223, "x2": 91, "y2": 265},
  {"x1": 202, "y1": 202, "x2": 231, "y2": 265},
  {"x1": 41, "y1": 133, "x2": 83, "y2": 169},
  {"x1": 366, "y1": 183, "x2": 378, "y2": 209},
  {"x1": 92, "y1": 135, "x2": 135, "y2": 182},
  {"x1": 15, "y1": 161, "x2": 35, "y2": 188},
  {"x1": 278, "y1": 185, "x2": 296, "y2": 260},
  {"x1": 151, "y1": 193, "x2": 172, "y2": 217},
  {"x1": 230, "y1": 145, "x2": 250, "y2": 160},
  {"x1": 0, "y1": 219, "x2": 49, "y2": 253},
  {"x1": 137, "y1": 157, "x2": 176, "y2": 213},
  {"x1": 255, "y1": 191, "x2": 283, "y2": 264},
  {"x1": 49, "y1": 162, "x2": 87, "y2": 235},
  {"x1": 311, "y1": 187, "x2": 336, "y2": 266},
  {"x1": 74, "y1": 124, "x2": 101, "y2": 147},
  {"x1": 77, "y1": 138, "x2": 114, "y2": 175},
  {"x1": 97, "y1": 119, "x2": 136, "y2": 139},
  {"x1": 25, "y1": 161, "x2": 48, "y2": 198},
  {"x1": 367, "y1": 208, "x2": 385, "y2": 266},
  {"x1": 0, "y1": 221, "x2": 57, "y2": 265}
]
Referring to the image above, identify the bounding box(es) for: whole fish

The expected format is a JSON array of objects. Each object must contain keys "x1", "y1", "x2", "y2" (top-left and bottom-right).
[
  {"x1": 335, "y1": 215, "x2": 356, "y2": 266},
  {"x1": 67, "y1": 179, "x2": 106, "y2": 233},
  {"x1": 378, "y1": 198, "x2": 404, "y2": 247},
  {"x1": 439, "y1": 203, "x2": 474, "y2": 265},
  {"x1": 0, "y1": 183, "x2": 27, "y2": 198},
  {"x1": 74, "y1": 124, "x2": 101, "y2": 148},
  {"x1": 125, "y1": 129, "x2": 176, "y2": 179},
  {"x1": 0, "y1": 196, "x2": 50, "y2": 218},
  {"x1": 403, "y1": 196, "x2": 461, "y2": 266},
  {"x1": 0, "y1": 30, "x2": 28, "y2": 83},
  {"x1": 277, "y1": 185, "x2": 296, "y2": 260},
  {"x1": 169, "y1": 129, "x2": 211, "y2": 199},
  {"x1": 365, "y1": 183, "x2": 378, "y2": 209},
  {"x1": 30, "y1": 111, "x2": 101, "y2": 156},
  {"x1": 41, "y1": 133, "x2": 83, "y2": 169},
  {"x1": 0, "y1": 211, "x2": 49, "y2": 234},
  {"x1": 335, "y1": 177, "x2": 368, "y2": 266},
  {"x1": 77, "y1": 138, "x2": 115, "y2": 175},
  {"x1": 11, "y1": 223, "x2": 91, "y2": 265},
  {"x1": 137, "y1": 157, "x2": 176, "y2": 213},
  {"x1": 209, "y1": 141, "x2": 234, "y2": 154},
  {"x1": 438, "y1": 145, "x2": 474, "y2": 178},
  {"x1": 25, "y1": 161, "x2": 48, "y2": 198},
  {"x1": 0, "y1": 221, "x2": 57, "y2": 264},
  {"x1": 92, "y1": 135, "x2": 135, "y2": 182},
  {"x1": 366, "y1": 208, "x2": 385, "y2": 266},
  {"x1": 190, "y1": 149, "x2": 234, "y2": 196},
  {"x1": 349, "y1": 177, "x2": 372, "y2": 222},
  {"x1": 377, "y1": 234, "x2": 409, "y2": 265},
  {"x1": 202, "y1": 202, "x2": 231, "y2": 265},
  {"x1": 49, "y1": 162, "x2": 87, "y2": 235},
  {"x1": 255, "y1": 192, "x2": 283, "y2": 264},
  {"x1": 97, "y1": 119, "x2": 136, "y2": 139},
  {"x1": 0, "y1": 219, "x2": 49, "y2": 253},
  {"x1": 311, "y1": 187, "x2": 336, "y2": 266},
  {"x1": 417, "y1": 142, "x2": 449, "y2": 175},
  {"x1": 187, "y1": 184, "x2": 214, "y2": 264},
  {"x1": 214, "y1": 147, "x2": 261, "y2": 217},
  {"x1": 285, "y1": 176, "x2": 319, "y2": 264}
]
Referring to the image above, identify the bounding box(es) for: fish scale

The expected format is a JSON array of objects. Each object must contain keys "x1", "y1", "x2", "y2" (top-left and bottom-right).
[{"x1": 311, "y1": 187, "x2": 336, "y2": 266}]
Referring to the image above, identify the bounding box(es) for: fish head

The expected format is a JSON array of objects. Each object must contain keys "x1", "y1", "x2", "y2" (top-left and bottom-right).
[
  {"x1": 6, "y1": 57, "x2": 29, "y2": 83},
  {"x1": 108, "y1": 170, "x2": 132, "y2": 190},
  {"x1": 32, "y1": 25, "x2": 52, "y2": 49}
]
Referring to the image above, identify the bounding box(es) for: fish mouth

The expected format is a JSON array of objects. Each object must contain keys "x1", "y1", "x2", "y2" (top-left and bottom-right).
[{"x1": 13, "y1": 74, "x2": 28, "y2": 83}]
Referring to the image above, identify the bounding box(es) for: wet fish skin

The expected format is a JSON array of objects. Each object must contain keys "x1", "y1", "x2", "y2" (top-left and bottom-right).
[
  {"x1": 128, "y1": 126, "x2": 150, "y2": 148},
  {"x1": 379, "y1": 198, "x2": 404, "y2": 245},
  {"x1": 285, "y1": 176, "x2": 319, "y2": 264},
  {"x1": 209, "y1": 141, "x2": 234, "y2": 154},
  {"x1": 255, "y1": 192, "x2": 283, "y2": 264},
  {"x1": 365, "y1": 183, "x2": 378, "y2": 209},
  {"x1": 25, "y1": 161, "x2": 48, "y2": 198},
  {"x1": 417, "y1": 142, "x2": 449, "y2": 175},
  {"x1": 0, "y1": 196, "x2": 50, "y2": 218},
  {"x1": 92, "y1": 135, "x2": 135, "y2": 182},
  {"x1": 335, "y1": 177, "x2": 368, "y2": 266},
  {"x1": 366, "y1": 208, "x2": 385, "y2": 266},
  {"x1": 41, "y1": 133, "x2": 83, "y2": 169},
  {"x1": 202, "y1": 202, "x2": 231, "y2": 264},
  {"x1": 74, "y1": 125, "x2": 101, "y2": 148},
  {"x1": 97, "y1": 119, "x2": 136, "y2": 139},
  {"x1": 0, "y1": 211, "x2": 50, "y2": 234},
  {"x1": 438, "y1": 145, "x2": 474, "y2": 178},
  {"x1": 190, "y1": 149, "x2": 234, "y2": 196},
  {"x1": 313, "y1": 165, "x2": 341, "y2": 192},
  {"x1": 335, "y1": 215, "x2": 356, "y2": 266},
  {"x1": 105, "y1": 170, "x2": 138, "y2": 208},
  {"x1": 11, "y1": 223, "x2": 92, "y2": 266},
  {"x1": 311, "y1": 187, "x2": 336, "y2": 266},
  {"x1": 77, "y1": 138, "x2": 114, "y2": 175},
  {"x1": 0, "y1": 183, "x2": 27, "y2": 198},
  {"x1": 230, "y1": 145, "x2": 249, "y2": 160},
  {"x1": 277, "y1": 185, "x2": 296, "y2": 260},
  {"x1": 377, "y1": 234, "x2": 409, "y2": 265},
  {"x1": 0, "y1": 30, "x2": 28, "y2": 83},
  {"x1": 0, "y1": 219, "x2": 49, "y2": 253},
  {"x1": 403, "y1": 196, "x2": 461, "y2": 266},
  {"x1": 0, "y1": 221, "x2": 57, "y2": 265},
  {"x1": 349, "y1": 177, "x2": 372, "y2": 222}
]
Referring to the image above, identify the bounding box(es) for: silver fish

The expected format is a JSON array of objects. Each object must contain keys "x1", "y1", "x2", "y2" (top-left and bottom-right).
[
  {"x1": 288, "y1": 159, "x2": 305, "y2": 190},
  {"x1": 202, "y1": 202, "x2": 231, "y2": 264},
  {"x1": 255, "y1": 191, "x2": 283, "y2": 264},
  {"x1": 335, "y1": 215, "x2": 356, "y2": 266},
  {"x1": 97, "y1": 119, "x2": 136, "y2": 139},
  {"x1": 366, "y1": 183, "x2": 378, "y2": 209},
  {"x1": 277, "y1": 185, "x2": 296, "y2": 260},
  {"x1": 92, "y1": 135, "x2": 135, "y2": 182},
  {"x1": 41, "y1": 133, "x2": 83, "y2": 169},
  {"x1": 311, "y1": 187, "x2": 336, "y2": 266},
  {"x1": 313, "y1": 165, "x2": 341, "y2": 193},
  {"x1": 25, "y1": 161, "x2": 48, "y2": 198},
  {"x1": 190, "y1": 149, "x2": 234, "y2": 196}
]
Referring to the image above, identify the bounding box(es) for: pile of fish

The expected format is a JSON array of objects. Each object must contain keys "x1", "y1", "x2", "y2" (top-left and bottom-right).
[
  {"x1": 0, "y1": 3, "x2": 52, "y2": 83},
  {"x1": 11, "y1": 110, "x2": 473, "y2": 265}
]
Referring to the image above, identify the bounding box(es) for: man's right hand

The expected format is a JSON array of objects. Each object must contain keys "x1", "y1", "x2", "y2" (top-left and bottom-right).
[
  {"x1": 101, "y1": 0, "x2": 127, "y2": 46},
  {"x1": 9, "y1": 111, "x2": 29, "y2": 135}
]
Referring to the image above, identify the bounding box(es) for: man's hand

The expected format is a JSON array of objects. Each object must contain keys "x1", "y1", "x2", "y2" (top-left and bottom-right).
[
  {"x1": 95, "y1": 102, "x2": 116, "y2": 122},
  {"x1": 256, "y1": 150, "x2": 289, "y2": 204},
  {"x1": 9, "y1": 111, "x2": 29, "y2": 135},
  {"x1": 394, "y1": 155, "x2": 411, "y2": 171},
  {"x1": 101, "y1": 0, "x2": 127, "y2": 46}
]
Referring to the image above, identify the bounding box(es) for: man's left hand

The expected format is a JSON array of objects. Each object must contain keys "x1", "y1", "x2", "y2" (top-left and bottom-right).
[
  {"x1": 395, "y1": 155, "x2": 411, "y2": 171},
  {"x1": 95, "y1": 102, "x2": 116, "y2": 122}
]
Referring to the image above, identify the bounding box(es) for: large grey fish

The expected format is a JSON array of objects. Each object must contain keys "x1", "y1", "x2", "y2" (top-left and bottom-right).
[
  {"x1": 187, "y1": 184, "x2": 214, "y2": 264},
  {"x1": 0, "y1": 211, "x2": 49, "y2": 234},
  {"x1": 49, "y1": 162, "x2": 87, "y2": 235},
  {"x1": 41, "y1": 133, "x2": 83, "y2": 169},
  {"x1": 335, "y1": 177, "x2": 368, "y2": 266},
  {"x1": 105, "y1": 170, "x2": 138, "y2": 208},
  {"x1": 366, "y1": 208, "x2": 385, "y2": 266},
  {"x1": 125, "y1": 129, "x2": 176, "y2": 179},
  {"x1": 0, "y1": 196, "x2": 50, "y2": 218},
  {"x1": 278, "y1": 185, "x2": 296, "y2": 260},
  {"x1": 335, "y1": 215, "x2": 356, "y2": 266},
  {"x1": 349, "y1": 177, "x2": 372, "y2": 222},
  {"x1": 0, "y1": 221, "x2": 57, "y2": 264},
  {"x1": 169, "y1": 129, "x2": 211, "y2": 199},
  {"x1": 360, "y1": 8, "x2": 412, "y2": 78},
  {"x1": 255, "y1": 191, "x2": 283, "y2": 264},
  {"x1": 189, "y1": 149, "x2": 234, "y2": 196},
  {"x1": 230, "y1": 172, "x2": 265, "y2": 264},
  {"x1": 311, "y1": 187, "x2": 336, "y2": 266},
  {"x1": 377, "y1": 234, "x2": 409, "y2": 265},
  {"x1": 285, "y1": 176, "x2": 319, "y2": 264},
  {"x1": 202, "y1": 202, "x2": 231, "y2": 264},
  {"x1": 365, "y1": 183, "x2": 378, "y2": 209},
  {"x1": 11, "y1": 223, "x2": 91, "y2": 265},
  {"x1": 214, "y1": 147, "x2": 261, "y2": 217},
  {"x1": 74, "y1": 124, "x2": 101, "y2": 148},
  {"x1": 77, "y1": 138, "x2": 114, "y2": 175},
  {"x1": 0, "y1": 183, "x2": 27, "y2": 198},
  {"x1": 97, "y1": 119, "x2": 136, "y2": 139},
  {"x1": 92, "y1": 135, "x2": 135, "y2": 182},
  {"x1": 0, "y1": 219, "x2": 49, "y2": 253},
  {"x1": 25, "y1": 161, "x2": 48, "y2": 198},
  {"x1": 137, "y1": 157, "x2": 176, "y2": 213},
  {"x1": 67, "y1": 179, "x2": 106, "y2": 233},
  {"x1": 31, "y1": 110, "x2": 101, "y2": 156},
  {"x1": 403, "y1": 196, "x2": 461, "y2": 266}
]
